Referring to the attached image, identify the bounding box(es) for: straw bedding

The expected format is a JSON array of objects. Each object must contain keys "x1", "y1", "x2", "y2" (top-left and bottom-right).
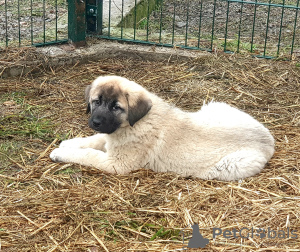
[{"x1": 0, "y1": 46, "x2": 299, "y2": 251}]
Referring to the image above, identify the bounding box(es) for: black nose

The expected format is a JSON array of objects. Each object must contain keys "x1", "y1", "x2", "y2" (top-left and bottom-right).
[{"x1": 92, "y1": 117, "x2": 105, "y2": 127}]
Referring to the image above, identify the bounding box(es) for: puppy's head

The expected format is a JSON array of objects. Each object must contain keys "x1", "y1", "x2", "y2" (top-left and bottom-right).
[{"x1": 85, "y1": 76, "x2": 152, "y2": 134}]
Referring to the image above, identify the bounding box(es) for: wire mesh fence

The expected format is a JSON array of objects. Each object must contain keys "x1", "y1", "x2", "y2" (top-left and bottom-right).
[
  {"x1": 0, "y1": 0, "x2": 68, "y2": 48},
  {"x1": 97, "y1": 0, "x2": 300, "y2": 59},
  {"x1": 1, "y1": 0, "x2": 299, "y2": 59}
]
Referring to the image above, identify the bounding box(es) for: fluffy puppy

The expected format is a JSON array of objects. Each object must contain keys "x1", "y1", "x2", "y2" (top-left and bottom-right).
[{"x1": 50, "y1": 76, "x2": 275, "y2": 181}]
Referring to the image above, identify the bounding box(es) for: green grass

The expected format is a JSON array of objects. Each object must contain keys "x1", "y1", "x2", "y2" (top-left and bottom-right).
[
  {"x1": 107, "y1": 219, "x2": 181, "y2": 241},
  {"x1": 0, "y1": 142, "x2": 30, "y2": 175},
  {"x1": 137, "y1": 18, "x2": 148, "y2": 30},
  {"x1": 150, "y1": 226, "x2": 181, "y2": 240},
  {"x1": 221, "y1": 36, "x2": 258, "y2": 53},
  {"x1": 0, "y1": 91, "x2": 57, "y2": 170},
  {"x1": 55, "y1": 167, "x2": 82, "y2": 175},
  {"x1": 0, "y1": 92, "x2": 55, "y2": 140},
  {"x1": 0, "y1": 139, "x2": 28, "y2": 174}
]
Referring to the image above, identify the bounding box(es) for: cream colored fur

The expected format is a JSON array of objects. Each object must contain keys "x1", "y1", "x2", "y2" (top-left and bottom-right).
[{"x1": 50, "y1": 76, "x2": 275, "y2": 181}]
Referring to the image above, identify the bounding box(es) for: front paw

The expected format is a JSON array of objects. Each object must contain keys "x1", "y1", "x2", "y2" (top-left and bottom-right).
[
  {"x1": 50, "y1": 148, "x2": 65, "y2": 163},
  {"x1": 59, "y1": 138, "x2": 84, "y2": 149},
  {"x1": 59, "y1": 139, "x2": 76, "y2": 148}
]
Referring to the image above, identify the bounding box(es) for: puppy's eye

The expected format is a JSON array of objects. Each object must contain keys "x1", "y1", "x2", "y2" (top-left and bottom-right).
[
  {"x1": 113, "y1": 104, "x2": 121, "y2": 110},
  {"x1": 112, "y1": 101, "x2": 121, "y2": 111},
  {"x1": 94, "y1": 95, "x2": 102, "y2": 106}
]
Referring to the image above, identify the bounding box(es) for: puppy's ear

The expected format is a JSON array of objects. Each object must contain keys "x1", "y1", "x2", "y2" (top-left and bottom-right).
[
  {"x1": 85, "y1": 85, "x2": 92, "y2": 114},
  {"x1": 126, "y1": 93, "x2": 152, "y2": 126}
]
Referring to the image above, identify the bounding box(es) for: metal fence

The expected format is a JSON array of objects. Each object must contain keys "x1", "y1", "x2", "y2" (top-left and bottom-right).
[
  {"x1": 1, "y1": 0, "x2": 299, "y2": 59},
  {"x1": 0, "y1": 0, "x2": 68, "y2": 48},
  {"x1": 96, "y1": 0, "x2": 300, "y2": 59}
]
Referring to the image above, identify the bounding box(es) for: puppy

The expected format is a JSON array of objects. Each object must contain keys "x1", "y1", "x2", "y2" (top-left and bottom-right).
[{"x1": 50, "y1": 76, "x2": 275, "y2": 181}]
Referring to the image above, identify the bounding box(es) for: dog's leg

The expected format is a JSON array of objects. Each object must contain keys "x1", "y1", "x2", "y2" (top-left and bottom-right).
[
  {"x1": 210, "y1": 149, "x2": 268, "y2": 181},
  {"x1": 59, "y1": 134, "x2": 106, "y2": 151},
  {"x1": 49, "y1": 148, "x2": 121, "y2": 173}
]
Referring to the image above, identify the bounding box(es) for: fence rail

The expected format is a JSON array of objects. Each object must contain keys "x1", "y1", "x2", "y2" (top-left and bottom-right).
[{"x1": 1, "y1": 0, "x2": 299, "y2": 60}]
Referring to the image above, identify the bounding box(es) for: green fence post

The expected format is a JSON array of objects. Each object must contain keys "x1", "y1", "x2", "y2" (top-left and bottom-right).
[
  {"x1": 97, "y1": 0, "x2": 103, "y2": 34},
  {"x1": 68, "y1": 0, "x2": 86, "y2": 46}
]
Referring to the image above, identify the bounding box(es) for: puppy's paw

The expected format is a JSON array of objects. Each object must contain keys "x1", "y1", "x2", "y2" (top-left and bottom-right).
[
  {"x1": 59, "y1": 138, "x2": 83, "y2": 149},
  {"x1": 50, "y1": 148, "x2": 65, "y2": 163}
]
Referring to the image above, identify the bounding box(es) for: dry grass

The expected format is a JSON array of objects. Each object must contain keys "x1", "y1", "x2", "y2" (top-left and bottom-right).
[{"x1": 0, "y1": 47, "x2": 300, "y2": 251}]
